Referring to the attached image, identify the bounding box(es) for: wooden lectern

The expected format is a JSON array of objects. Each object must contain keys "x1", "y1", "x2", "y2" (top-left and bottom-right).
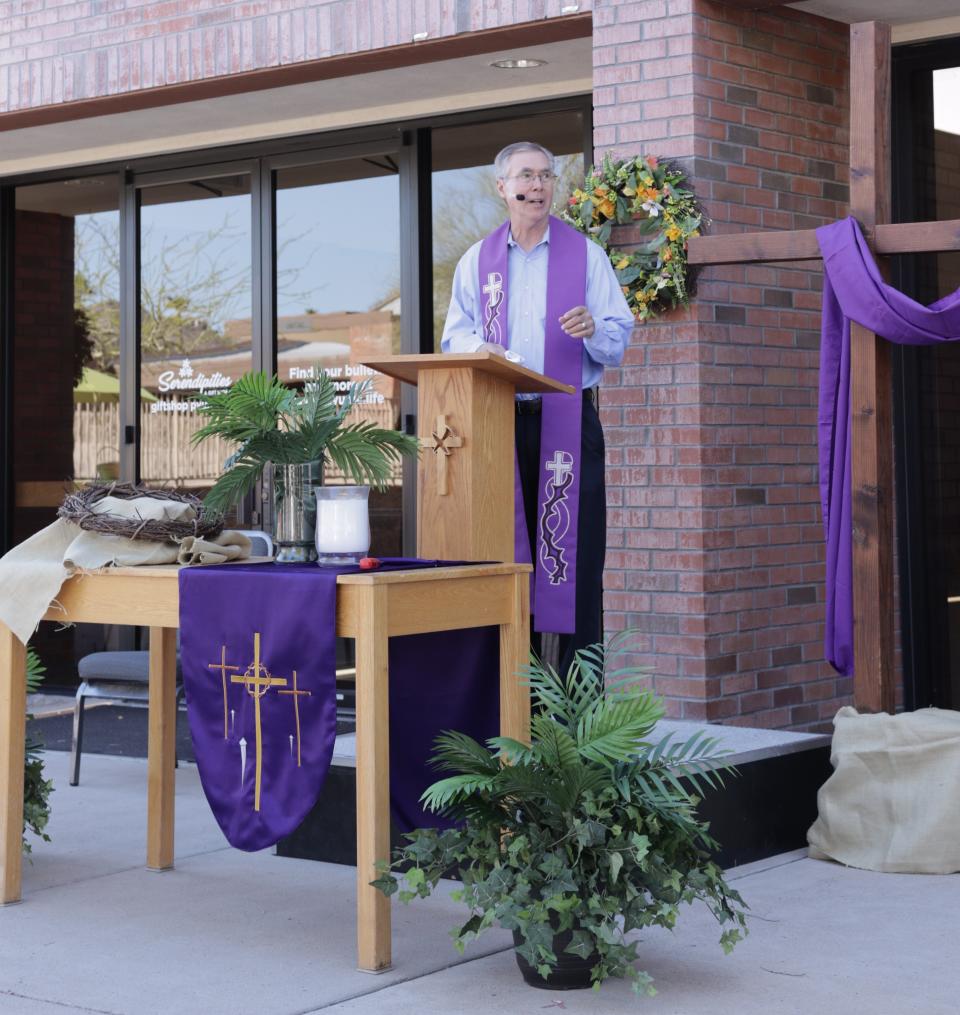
[{"x1": 361, "y1": 352, "x2": 574, "y2": 561}]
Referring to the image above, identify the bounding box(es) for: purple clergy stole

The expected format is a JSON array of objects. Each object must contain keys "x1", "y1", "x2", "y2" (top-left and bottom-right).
[{"x1": 478, "y1": 215, "x2": 587, "y2": 634}]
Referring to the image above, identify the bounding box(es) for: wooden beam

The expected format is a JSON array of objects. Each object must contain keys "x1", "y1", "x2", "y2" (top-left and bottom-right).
[
  {"x1": 14, "y1": 480, "x2": 78, "y2": 509},
  {"x1": 355, "y1": 584, "x2": 392, "y2": 972},
  {"x1": 688, "y1": 217, "x2": 960, "y2": 266},
  {"x1": 146, "y1": 626, "x2": 177, "y2": 870},
  {"x1": 849, "y1": 21, "x2": 896, "y2": 714},
  {"x1": 0, "y1": 623, "x2": 26, "y2": 904},
  {"x1": 688, "y1": 229, "x2": 822, "y2": 266}
]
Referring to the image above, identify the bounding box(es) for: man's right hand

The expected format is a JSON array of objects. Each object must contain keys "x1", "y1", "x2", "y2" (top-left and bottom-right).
[{"x1": 481, "y1": 342, "x2": 507, "y2": 357}]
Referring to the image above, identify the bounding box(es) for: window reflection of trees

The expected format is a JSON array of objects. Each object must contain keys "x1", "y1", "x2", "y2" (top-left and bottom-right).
[
  {"x1": 274, "y1": 170, "x2": 403, "y2": 498},
  {"x1": 76, "y1": 213, "x2": 317, "y2": 374},
  {"x1": 137, "y1": 189, "x2": 252, "y2": 492}
]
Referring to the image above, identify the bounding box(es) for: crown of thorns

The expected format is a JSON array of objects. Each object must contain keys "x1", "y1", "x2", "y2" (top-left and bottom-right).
[{"x1": 58, "y1": 482, "x2": 223, "y2": 543}]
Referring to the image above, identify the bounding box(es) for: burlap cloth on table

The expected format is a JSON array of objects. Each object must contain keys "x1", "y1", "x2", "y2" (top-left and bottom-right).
[
  {"x1": 807, "y1": 705, "x2": 960, "y2": 874},
  {"x1": 0, "y1": 494, "x2": 251, "y2": 645}
]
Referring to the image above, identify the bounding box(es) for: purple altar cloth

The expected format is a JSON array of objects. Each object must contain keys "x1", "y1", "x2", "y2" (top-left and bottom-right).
[
  {"x1": 818, "y1": 217, "x2": 960, "y2": 675},
  {"x1": 179, "y1": 560, "x2": 498, "y2": 850}
]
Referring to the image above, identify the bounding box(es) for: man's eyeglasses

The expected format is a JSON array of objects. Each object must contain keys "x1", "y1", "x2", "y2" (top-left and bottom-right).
[{"x1": 507, "y1": 170, "x2": 557, "y2": 185}]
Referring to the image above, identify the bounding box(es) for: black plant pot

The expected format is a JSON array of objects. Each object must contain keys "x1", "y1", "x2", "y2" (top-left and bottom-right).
[{"x1": 512, "y1": 928, "x2": 599, "y2": 991}]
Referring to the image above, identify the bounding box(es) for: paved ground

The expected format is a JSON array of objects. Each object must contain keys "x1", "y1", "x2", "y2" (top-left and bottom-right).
[{"x1": 2, "y1": 751, "x2": 957, "y2": 1015}]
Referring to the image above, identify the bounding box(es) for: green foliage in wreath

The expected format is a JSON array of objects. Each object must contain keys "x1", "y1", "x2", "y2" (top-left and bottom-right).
[
  {"x1": 373, "y1": 634, "x2": 747, "y2": 998},
  {"x1": 563, "y1": 154, "x2": 704, "y2": 322},
  {"x1": 24, "y1": 648, "x2": 53, "y2": 855}
]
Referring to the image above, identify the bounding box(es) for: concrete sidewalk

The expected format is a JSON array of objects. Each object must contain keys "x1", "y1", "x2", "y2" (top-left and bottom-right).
[{"x1": 2, "y1": 752, "x2": 956, "y2": 1015}]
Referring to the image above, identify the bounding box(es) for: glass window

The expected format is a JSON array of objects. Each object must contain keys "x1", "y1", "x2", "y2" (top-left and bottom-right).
[
  {"x1": 932, "y1": 68, "x2": 960, "y2": 296},
  {"x1": 275, "y1": 157, "x2": 403, "y2": 557},
  {"x1": 138, "y1": 173, "x2": 252, "y2": 503},
  {"x1": 431, "y1": 110, "x2": 586, "y2": 349}
]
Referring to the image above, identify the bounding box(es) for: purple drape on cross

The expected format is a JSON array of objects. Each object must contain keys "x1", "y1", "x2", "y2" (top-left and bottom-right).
[
  {"x1": 817, "y1": 217, "x2": 960, "y2": 675},
  {"x1": 179, "y1": 560, "x2": 498, "y2": 851}
]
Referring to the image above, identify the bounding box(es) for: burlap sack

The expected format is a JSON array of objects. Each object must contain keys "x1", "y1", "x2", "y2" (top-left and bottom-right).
[
  {"x1": 177, "y1": 531, "x2": 252, "y2": 566},
  {"x1": 807, "y1": 706, "x2": 960, "y2": 874},
  {"x1": 63, "y1": 495, "x2": 192, "y2": 571},
  {"x1": 0, "y1": 496, "x2": 249, "y2": 645}
]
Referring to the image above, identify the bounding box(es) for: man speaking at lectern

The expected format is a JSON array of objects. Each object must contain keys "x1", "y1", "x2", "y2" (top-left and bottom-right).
[{"x1": 441, "y1": 141, "x2": 634, "y2": 673}]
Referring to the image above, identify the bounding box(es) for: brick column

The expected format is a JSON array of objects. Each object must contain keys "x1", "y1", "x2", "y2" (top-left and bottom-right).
[{"x1": 595, "y1": 0, "x2": 851, "y2": 730}]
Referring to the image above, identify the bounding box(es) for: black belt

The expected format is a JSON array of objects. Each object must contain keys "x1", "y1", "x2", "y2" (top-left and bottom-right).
[{"x1": 515, "y1": 388, "x2": 597, "y2": 415}]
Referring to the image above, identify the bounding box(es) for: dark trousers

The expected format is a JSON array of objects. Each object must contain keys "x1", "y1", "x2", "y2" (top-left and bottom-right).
[{"x1": 515, "y1": 392, "x2": 606, "y2": 676}]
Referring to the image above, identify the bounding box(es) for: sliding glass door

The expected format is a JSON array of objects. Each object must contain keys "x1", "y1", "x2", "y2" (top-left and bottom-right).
[
  {"x1": 129, "y1": 143, "x2": 405, "y2": 549},
  {"x1": 272, "y1": 150, "x2": 404, "y2": 556},
  {"x1": 137, "y1": 167, "x2": 253, "y2": 502}
]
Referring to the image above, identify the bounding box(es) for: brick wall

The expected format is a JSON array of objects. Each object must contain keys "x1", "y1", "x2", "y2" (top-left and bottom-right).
[
  {"x1": 595, "y1": 0, "x2": 850, "y2": 731},
  {"x1": 13, "y1": 208, "x2": 80, "y2": 678},
  {"x1": 0, "y1": 0, "x2": 592, "y2": 112},
  {"x1": 13, "y1": 208, "x2": 75, "y2": 539}
]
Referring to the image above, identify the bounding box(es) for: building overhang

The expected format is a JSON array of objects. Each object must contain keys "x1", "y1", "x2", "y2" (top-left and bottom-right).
[
  {"x1": 788, "y1": 1, "x2": 960, "y2": 42},
  {"x1": 0, "y1": 17, "x2": 592, "y2": 180}
]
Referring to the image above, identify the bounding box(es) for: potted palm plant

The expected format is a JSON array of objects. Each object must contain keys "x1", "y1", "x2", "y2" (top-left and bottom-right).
[
  {"x1": 373, "y1": 634, "x2": 748, "y2": 998},
  {"x1": 192, "y1": 370, "x2": 418, "y2": 561}
]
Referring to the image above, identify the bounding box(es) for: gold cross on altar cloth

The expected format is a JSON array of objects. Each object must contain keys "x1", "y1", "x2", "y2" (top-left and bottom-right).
[
  {"x1": 230, "y1": 632, "x2": 288, "y2": 812},
  {"x1": 207, "y1": 646, "x2": 240, "y2": 740},
  {"x1": 278, "y1": 670, "x2": 312, "y2": 767},
  {"x1": 420, "y1": 415, "x2": 463, "y2": 496}
]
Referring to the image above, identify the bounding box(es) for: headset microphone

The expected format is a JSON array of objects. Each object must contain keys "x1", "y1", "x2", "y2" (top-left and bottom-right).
[{"x1": 515, "y1": 193, "x2": 526, "y2": 201}]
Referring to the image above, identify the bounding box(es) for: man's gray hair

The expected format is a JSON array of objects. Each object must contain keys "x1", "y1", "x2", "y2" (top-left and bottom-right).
[{"x1": 494, "y1": 142, "x2": 556, "y2": 179}]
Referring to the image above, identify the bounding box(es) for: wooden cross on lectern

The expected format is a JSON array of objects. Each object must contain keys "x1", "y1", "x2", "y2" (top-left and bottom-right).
[
  {"x1": 688, "y1": 21, "x2": 960, "y2": 713},
  {"x1": 421, "y1": 415, "x2": 463, "y2": 496}
]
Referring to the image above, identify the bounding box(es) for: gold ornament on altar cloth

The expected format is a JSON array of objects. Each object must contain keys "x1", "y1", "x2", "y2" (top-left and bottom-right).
[{"x1": 204, "y1": 633, "x2": 312, "y2": 812}]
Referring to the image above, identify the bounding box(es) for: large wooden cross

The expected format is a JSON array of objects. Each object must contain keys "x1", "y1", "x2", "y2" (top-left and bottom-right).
[{"x1": 688, "y1": 21, "x2": 960, "y2": 713}]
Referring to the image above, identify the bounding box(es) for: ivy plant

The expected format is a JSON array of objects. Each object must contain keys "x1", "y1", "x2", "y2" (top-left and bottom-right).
[
  {"x1": 24, "y1": 648, "x2": 53, "y2": 854},
  {"x1": 373, "y1": 633, "x2": 748, "y2": 997}
]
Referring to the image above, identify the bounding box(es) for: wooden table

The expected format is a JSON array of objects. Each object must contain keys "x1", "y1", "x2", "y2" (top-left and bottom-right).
[{"x1": 0, "y1": 561, "x2": 531, "y2": 972}]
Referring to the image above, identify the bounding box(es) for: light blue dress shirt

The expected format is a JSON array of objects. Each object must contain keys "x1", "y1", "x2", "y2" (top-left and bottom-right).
[{"x1": 440, "y1": 224, "x2": 634, "y2": 389}]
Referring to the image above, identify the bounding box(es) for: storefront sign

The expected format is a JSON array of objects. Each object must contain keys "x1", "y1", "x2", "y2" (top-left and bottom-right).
[{"x1": 156, "y1": 358, "x2": 233, "y2": 396}]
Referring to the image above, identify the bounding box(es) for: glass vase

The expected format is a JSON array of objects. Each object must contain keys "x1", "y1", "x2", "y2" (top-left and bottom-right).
[{"x1": 271, "y1": 460, "x2": 323, "y2": 563}]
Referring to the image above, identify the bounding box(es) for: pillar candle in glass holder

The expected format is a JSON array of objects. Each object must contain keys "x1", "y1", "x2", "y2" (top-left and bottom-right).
[{"x1": 314, "y1": 485, "x2": 371, "y2": 565}]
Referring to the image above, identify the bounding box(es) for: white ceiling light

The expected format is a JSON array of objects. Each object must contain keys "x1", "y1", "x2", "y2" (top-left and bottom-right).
[{"x1": 490, "y1": 58, "x2": 547, "y2": 70}]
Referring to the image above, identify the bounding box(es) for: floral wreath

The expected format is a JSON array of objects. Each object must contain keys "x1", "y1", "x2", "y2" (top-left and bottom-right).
[{"x1": 562, "y1": 154, "x2": 704, "y2": 322}]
